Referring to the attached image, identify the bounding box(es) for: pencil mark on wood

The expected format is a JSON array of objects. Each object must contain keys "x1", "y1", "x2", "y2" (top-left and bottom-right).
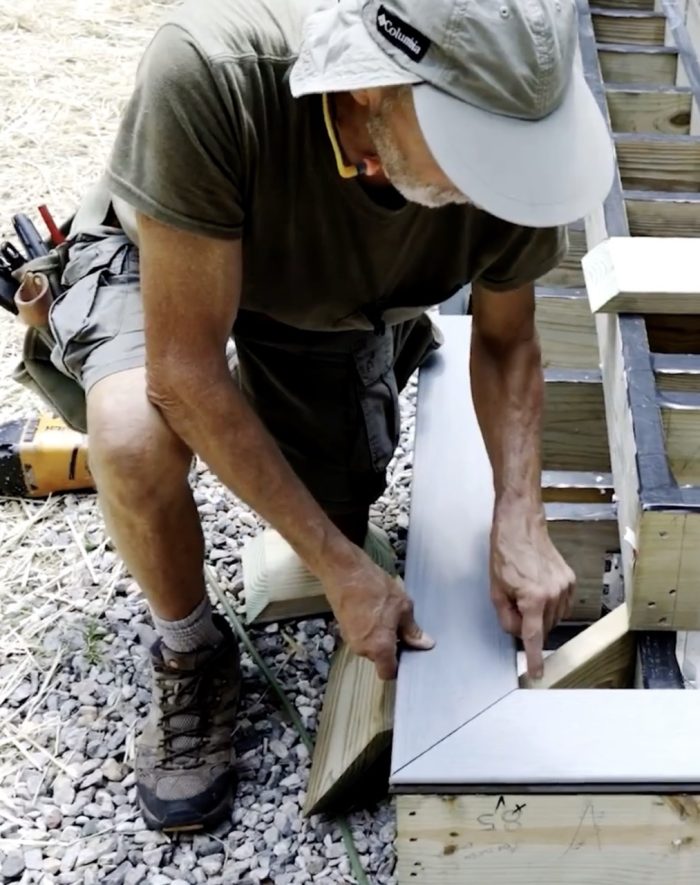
[
  {"x1": 477, "y1": 813, "x2": 496, "y2": 832},
  {"x1": 478, "y1": 799, "x2": 526, "y2": 833},
  {"x1": 463, "y1": 843, "x2": 517, "y2": 863},
  {"x1": 564, "y1": 801, "x2": 602, "y2": 856}
]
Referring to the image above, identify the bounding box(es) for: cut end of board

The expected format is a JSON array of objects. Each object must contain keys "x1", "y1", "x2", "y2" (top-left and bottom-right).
[
  {"x1": 242, "y1": 523, "x2": 397, "y2": 624},
  {"x1": 583, "y1": 237, "x2": 700, "y2": 314},
  {"x1": 304, "y1": 643, "x2": 395, "y2": 818}
]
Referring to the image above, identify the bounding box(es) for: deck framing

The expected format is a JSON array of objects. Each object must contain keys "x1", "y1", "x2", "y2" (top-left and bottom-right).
[{"x1": 580, "y1": 0, "x2": 700, "y2": 629}]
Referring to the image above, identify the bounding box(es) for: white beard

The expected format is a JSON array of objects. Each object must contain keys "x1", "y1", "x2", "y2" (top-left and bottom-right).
[
  {"x1": 366, "y1": 111, "x2": 470, "y2": 209},
  {"x1": 391, "y1": 179, "x2": 471, "y2": 208}
]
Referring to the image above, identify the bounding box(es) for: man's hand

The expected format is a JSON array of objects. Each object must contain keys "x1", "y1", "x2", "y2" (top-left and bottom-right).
[
  {"x1": 490, "y1": 506, "x2": 575, "y2": 679},
  {"x1": 469, "y1": 279, "x2": 575, "y2": 679},
  {"x1": 321, "y1": 551, "x2": 435, "y2": 680}
]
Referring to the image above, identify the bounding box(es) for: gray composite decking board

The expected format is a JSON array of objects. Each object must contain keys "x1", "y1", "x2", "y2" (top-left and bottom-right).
[
  {"x1": 391, "y1": 317, "x2": 700, "y2": 792},
  {"x1": 391, "y1": 690, "x2": 700, "y2": 791},
  {"x1": 391, "y1": 315, "x2": 518, "y2": 775}
]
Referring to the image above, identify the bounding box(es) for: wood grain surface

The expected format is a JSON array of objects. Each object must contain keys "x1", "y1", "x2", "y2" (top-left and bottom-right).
[{"x1": 397, "y1": 793, "x2": 700, "y2": 884}]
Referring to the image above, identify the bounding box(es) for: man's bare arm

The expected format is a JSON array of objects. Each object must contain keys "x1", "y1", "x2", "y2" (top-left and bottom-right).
[
  {"x1": 137, "y1": 213, "x2": 432, "y2": 678},
  {"x1": 138, "y1": 215, "x2": 345, "y2": 575},
  {"x1": 470, "y1": 281, "x2": 543, "y2": 512},
  {"x1": 470, "y1": 280, "x2": 575, "y2": 678}
]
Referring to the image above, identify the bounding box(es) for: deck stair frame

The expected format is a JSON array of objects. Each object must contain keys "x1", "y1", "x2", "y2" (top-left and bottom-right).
[{"x1": 583, "y1": 0, "x2": 700, "y2": 632}]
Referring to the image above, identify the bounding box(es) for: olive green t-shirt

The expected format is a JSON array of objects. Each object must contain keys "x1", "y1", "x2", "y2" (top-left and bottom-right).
[{"x1": 107, "y1": 0, "x2": 566, "y2": 332}]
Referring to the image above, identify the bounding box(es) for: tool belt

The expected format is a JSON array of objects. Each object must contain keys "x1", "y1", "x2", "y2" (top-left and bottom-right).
[
  {"x1": 1, "y1": 228, "x2": 83, "y2": 427},
  {"x1": 4, "y1": 178, "x2": 120, "y2": 432},
  {"x1": 14, "y1": 244, "x2": 70, "y2": 326}
]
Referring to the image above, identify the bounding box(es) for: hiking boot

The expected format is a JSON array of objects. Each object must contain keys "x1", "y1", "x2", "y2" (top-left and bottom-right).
[{"x1": 136, "y1": 613, "x2": 242, "y2": 832}]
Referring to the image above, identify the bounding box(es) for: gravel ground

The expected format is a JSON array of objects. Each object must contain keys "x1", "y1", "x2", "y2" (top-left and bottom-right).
[
  {"x1": 0, "y1": 422, "x2": 415, "y2": 884},
  {"x1": 0, "y1": 2, "x2": 416, "y2": 883}
]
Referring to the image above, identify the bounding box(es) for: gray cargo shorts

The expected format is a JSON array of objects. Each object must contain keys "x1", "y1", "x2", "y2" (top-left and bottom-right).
[{"x1": 14, "y1": 228, "x2": 441, "y2": 515}]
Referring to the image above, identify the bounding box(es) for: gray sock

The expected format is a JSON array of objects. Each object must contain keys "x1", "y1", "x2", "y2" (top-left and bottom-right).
[{"x1": 151, "y1": 594, "x2": 223, "y2": 653}]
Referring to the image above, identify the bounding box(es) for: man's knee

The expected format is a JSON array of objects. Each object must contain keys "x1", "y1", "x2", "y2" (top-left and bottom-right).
[{"x1": 86, "y1": 368, "x2": 192, "y2": 503}]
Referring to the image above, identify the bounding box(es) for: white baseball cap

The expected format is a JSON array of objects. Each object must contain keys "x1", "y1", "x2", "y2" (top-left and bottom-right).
[{"x1": 290, "y1": 0, "x2": 615, "y2": 227}]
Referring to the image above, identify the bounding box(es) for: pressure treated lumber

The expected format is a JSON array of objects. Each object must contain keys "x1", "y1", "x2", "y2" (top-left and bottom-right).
[
  {"x1": 242, "y1": 523, "x2": 395, "y2": 624},
  {"x1": 606, "y1": 85, "x2": 693, "y2": 133},
  {"x1": 593, "y1": 307, "x2": 647, "y2": 621},
  {"x1": 599, "y1": 44, "x2": 678, "y2": 84},
  {"x1": 666, "y1": 0, "x2": 700, "y2": 134},
  {"x1": 685, "y1": 6, "x2": 700, "y2": 134},
  {"x1": 578, "y1": 0, "x2": 700, "y2": 635},
  {"x1": 305, "y1": 643, "x2": 394, "y2": 816},
  {"x1": 581, "y1": 0, "x2": 700, "y2": 630},
  {"x1": 625, "y1": 190, "x2": 700, "y2": 235},
  {"x1": 397, "y1": 794, "x2": 700, "y2": 885},
  {"x1": 583, "y1": 236, "x2": 700, "y2": 313},
  {"x1": 542, "y1": 372, "x2": 609, "y2": 471},
  {"x1": 520, "y1": 603, "x2": 634, "y2": 688},
  {"x1": 592, "y1": 9, "x2": 667, "y2": 44},
  {"x1": 535, "y1": 288, "x2": 598, "y2": 370},
  {"x1": 593, "y1": 311, "x2": 700, "y2": 629},
  {"x1": 615, "y1": 133, "x2": 700, "y2": 190},
  {"x1": 538, "y1": 224, "x2": 586, "y2": 288}
]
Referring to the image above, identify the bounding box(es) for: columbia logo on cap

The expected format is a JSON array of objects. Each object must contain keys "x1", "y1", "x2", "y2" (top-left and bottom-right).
[{"x1": 376, "y1": 5, "x2": 430, "y2": 61}]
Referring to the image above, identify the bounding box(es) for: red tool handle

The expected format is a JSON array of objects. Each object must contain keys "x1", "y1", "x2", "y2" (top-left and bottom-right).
[{"x1": 38, "y1": 205, "x2": 66, "y2": 246}]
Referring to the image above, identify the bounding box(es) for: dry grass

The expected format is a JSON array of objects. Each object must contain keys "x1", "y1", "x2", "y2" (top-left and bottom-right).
[
  {"x1": 0, "y1": 0, "x2": 175, "y2": 825},
  {"x1": 0, "y1": 0, "x2": 174, "y2": 413}
]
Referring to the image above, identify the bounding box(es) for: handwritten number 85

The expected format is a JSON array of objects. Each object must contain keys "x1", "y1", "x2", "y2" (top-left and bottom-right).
[{"x1": 477, "y1": 804, "x2": 525, "y2": 833}]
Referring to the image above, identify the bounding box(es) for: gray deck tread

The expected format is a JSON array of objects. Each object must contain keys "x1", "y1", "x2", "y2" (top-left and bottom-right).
[
  {"x1": 392, "y1": 316, "x2": 700, "y2": 792},
  {"x1": 392, "y1": 315, "x2": 517, "y2": 773},
  {"x1": 392, "y1": 690, "x2": 700, "y2": 790}
]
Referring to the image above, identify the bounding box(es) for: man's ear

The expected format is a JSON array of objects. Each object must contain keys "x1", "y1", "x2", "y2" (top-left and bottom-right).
[
  {"x1": 350, "y1": 88, "x2": 371, "y2": 107},
  {"x1": 349, "y1": 87, "x2": 384, "y2": 113}
]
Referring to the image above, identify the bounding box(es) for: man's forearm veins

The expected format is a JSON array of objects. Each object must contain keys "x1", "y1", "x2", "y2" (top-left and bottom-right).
[{"x1": 470, "y1": 329, "x2": 545, "y2": 513}]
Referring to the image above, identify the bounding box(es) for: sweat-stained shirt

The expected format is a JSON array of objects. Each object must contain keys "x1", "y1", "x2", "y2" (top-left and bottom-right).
[{"x1": 107, "y1": 0, "x2": 567, "y2": 332}]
